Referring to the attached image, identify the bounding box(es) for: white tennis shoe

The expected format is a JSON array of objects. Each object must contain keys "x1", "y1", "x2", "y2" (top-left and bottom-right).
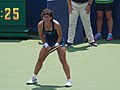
[
  {"x1": 65, "y1": 79, "x2": 72, "y2": 87},
  {"x1": 26, "y1": 76, "x2": 37, "y2": 85}
]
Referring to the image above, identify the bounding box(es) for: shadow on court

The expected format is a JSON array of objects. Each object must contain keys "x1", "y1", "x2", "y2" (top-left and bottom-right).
[
  {"x1": 32, "y1": 84, "x2": 65, "y2": 90},
  {"x1": 0, "y1": 35, "x2": 39, "y2": 43},
  {"x1": 0, "y1": 40, "x2": 23, "y2": 43},
  {"x1": 66, "y1": 39, "x2": 120, "y2": 52},
  {"x1": 96, "y1": 39, "x2": 120, "y2": 44},
  {"x1": 66, "y1": 45, "x2": 90, "y2": 52},
  {"x1": 0, "y1": 37, "x2": 28, "y2": 43}
]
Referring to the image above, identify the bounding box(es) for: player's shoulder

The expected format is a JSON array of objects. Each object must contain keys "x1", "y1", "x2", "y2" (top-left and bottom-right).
[
  {"x1": 53, "y1": 19, "x2": 60, "y2": 25},
  {"x1": 38, "y1": 20, "x2": 43, "y2": 26},
  {"x1": 37, "y1": 20, "x2": 44, "y2": 30},
  {"x1": 53, "y1": 19, "x2": 61, "y2": 26}
]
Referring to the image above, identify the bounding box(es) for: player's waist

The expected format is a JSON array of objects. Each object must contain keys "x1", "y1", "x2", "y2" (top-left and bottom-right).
[{"x1": 72, "y1": 0, "x2": 88, "y2": 4}]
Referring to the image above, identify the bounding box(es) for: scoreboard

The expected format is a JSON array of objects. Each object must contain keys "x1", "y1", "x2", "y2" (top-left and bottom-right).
[
  {"x1": 0, "y1": 0, "x2": 26, "y2": 26},
  {"x1": 0, "y1": 0, "x2": 29, "y2": 37}
]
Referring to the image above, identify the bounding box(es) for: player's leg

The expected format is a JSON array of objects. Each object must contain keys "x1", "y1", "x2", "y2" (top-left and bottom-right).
[
  {"x1": 34, "y1": 47, "x2": 49, "y2": 75},
  {"x1": 26, "y1": 47, "x2": 49, "y2": 85},
  {"x1": 57, "y1": 47, "x2": 72, "y2": 87}
]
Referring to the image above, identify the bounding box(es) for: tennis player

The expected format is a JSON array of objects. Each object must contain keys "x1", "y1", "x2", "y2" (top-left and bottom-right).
[{"x1": 26, "y1": 8, "x2": 72, "y2": 87}]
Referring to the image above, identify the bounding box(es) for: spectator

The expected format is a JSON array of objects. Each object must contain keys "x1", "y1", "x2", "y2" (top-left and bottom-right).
[
  {"x1": 66, "y1": 0, "x2": 97, "y2": 47},
  {"x1": 94, "y1": 0, "x2": 114, "y2": 40}
]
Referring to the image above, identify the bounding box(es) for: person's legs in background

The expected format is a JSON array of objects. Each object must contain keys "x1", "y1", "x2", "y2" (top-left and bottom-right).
[
  {"x1": 95, "y1": 11, "x2": 103, "y2": 40},
  {"x1": 80, "y1": 3, "x2": 97, "y2": 47},
  {"x1": 94, "y1": 3, "x2": 104, "y2": 40},
  {"x1": 105, "y1": 11, "x2": 113, "y2": 40},
  {"x1": 95, "y1": 3, "x2": 114, "y2": 41},
  {"x1": 67, "y1": 4, "x2": 79, "y2": 47}
]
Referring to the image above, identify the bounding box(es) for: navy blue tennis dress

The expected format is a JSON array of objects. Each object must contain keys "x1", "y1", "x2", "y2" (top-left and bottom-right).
[{"x1": 42, "y1": 21, "x2": 65, "y2": 47}]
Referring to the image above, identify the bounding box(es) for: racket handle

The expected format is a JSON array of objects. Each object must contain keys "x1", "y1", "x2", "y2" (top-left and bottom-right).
[{"x1": 48, "y1": 45, "x2": 61, "y2": 53}]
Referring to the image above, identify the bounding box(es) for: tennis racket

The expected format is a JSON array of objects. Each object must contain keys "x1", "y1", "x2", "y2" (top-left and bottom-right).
[{"x1": 48, "y1": 45, "x2": 61, "y2": 54}]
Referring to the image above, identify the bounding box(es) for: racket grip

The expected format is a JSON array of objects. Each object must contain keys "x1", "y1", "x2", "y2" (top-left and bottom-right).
[{"x1": 48, "y1": 45, "x2": 61, "y2": 54}]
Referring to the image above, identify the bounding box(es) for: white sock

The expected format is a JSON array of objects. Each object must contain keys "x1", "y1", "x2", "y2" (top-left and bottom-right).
[
  {"x1": 67, "y1": 79, "x2": 72, "y2": 81},
  {"x1": 98, "y1": 33, "x2": 101, "y2": 35},
  {"x1": 108, "y1": 33, "x2": 112, "y2": 35},
  {"x1": 32, "y1": 74, "x2": 37, "y2": 78}
]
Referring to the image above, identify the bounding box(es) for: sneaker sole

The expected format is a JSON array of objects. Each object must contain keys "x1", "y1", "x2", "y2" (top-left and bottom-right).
[
  {"x1": 26, "y1": 82, "x2": 37, "y2": 85},
  {"x1": 65, "y1": 85, "x2": 72, "y2": 87},
  {"x1": 89, "y1": 44, "x2": 98, "y2": 47}
]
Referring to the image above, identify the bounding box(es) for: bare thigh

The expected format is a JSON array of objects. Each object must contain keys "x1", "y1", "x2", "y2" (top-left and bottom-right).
[
  {"x1": 38, "y1": 47, "x2": 49, "y2": 62},
  {"x1": 57, "y1": 47, "x2": 67, "y2": 63}
]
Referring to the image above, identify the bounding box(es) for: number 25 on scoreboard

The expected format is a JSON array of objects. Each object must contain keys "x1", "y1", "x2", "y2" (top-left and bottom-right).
[{"x1": 4, "y1": 8, "x2": 19, "y2": 20}]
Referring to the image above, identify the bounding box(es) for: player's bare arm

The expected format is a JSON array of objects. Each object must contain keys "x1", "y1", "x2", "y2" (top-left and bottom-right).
[
  {"x1": 53, "y1": 20, "x2": 62, "y2": 44},
  {"x1": 37, "y1": 20, "x2": 46, "y2": 44}
]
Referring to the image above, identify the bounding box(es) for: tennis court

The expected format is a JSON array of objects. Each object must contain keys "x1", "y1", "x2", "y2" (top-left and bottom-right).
[{"x1": 0, "y1": 39, "x2": 120, "y2": 90}]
